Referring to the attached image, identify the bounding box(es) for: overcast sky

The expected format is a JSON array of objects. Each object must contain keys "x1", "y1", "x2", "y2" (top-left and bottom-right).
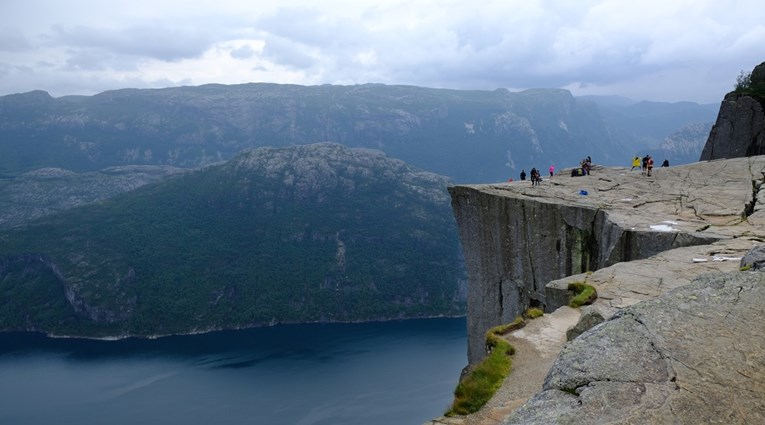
[{"x1": 1, "y1": 0, "x2": 764, "y2": 103}]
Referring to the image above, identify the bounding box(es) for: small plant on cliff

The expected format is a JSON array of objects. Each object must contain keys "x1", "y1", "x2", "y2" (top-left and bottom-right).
[
  {"x1": 735, "y1": 70, "x2": 753, "y2": 92},
  {"x1": 568, "y1": 282, "x2": 597, "y2": 308},
  {"x1": 446, "y1": 317, "x2": 524, "y2": 416},
  {"x1": 733, "y1": 69, "x2": 765, "y2": 99},
  {"x1": 523, "y1": 307, "x2": 544, "y2": 319}
]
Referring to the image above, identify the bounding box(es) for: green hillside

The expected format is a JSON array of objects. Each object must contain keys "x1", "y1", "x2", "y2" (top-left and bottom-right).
[{"x1": 0, "y1": 143, "x2": 464, "y2": 337}]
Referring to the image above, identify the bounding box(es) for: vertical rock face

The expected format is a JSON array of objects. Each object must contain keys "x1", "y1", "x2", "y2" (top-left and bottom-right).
[
  {"x1": 700, "y1": 61, "x2": 765, "y2": 160},
  {"x1": 449, "y1": 187, "x2": 597, "y2": 362},
  {"x1": 699, "y1": 93, "x2": 765, "y2": 160}
]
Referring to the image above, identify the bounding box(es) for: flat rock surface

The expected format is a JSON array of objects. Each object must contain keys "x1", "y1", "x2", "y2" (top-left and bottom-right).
[
  {"x1": 471, "y1": 156, "x2": 765, "y2": 239},
  {"x1": 548, "y1": 237, "x2": 760, "y2": 313},
  {"x1": 505, "y1": 271, "x2": 765, "y2": 424}
]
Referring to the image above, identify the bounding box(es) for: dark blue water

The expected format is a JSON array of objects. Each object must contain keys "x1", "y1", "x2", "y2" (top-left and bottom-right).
[{"x1": 0, "y1": 318, "x2": 466, "y2": 425}]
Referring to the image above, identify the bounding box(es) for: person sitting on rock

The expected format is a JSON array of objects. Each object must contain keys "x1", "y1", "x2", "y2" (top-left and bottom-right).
[
  {"x1": 520, "y1": 169, "x2": 526, "y2": 181},
  {"x1": 661, "y1": 159, "x2": 669, "y2": 167}
]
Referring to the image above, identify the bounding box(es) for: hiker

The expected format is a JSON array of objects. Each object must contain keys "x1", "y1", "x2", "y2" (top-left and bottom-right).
[
  {"x1": 661, "y1": 159, "x2": 669, "y2": 167},
  {"x1": 520, "y1": 169, "x2": 526, "y2": 181},
  {"x1": 549, "y1": 165, "x2": 555, "y2": 177},
  {"x1": 642, "y1": 155, "x2": 649, "y2": 174},
  {"x1": 646, "y1": 156, "x2": 654, "y2": 176},
  {"x1": 530, "y1": 168, "x2": 542, "y2": 186},
  {"x1": 631, "y1": 156, "x2": 641, "y2": 170}
]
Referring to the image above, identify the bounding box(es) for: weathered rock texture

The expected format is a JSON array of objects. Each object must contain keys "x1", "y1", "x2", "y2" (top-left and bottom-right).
[
  {"x1": 505, "y1": 271, "x2": 765, "y2": 424},
  {"x1": 699, "y1": 93, "x2": 765, "y2": 160},
  {"x1": 449, "y1": 156, "x2": 765, "y2": 363},
  {"x1": 700, "y1": 61, "x2": 765, "y2": 161}
]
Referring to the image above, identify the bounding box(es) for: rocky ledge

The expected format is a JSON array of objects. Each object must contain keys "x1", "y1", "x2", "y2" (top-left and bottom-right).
[
  {"x1": 449, "y1": 156, "x2": 765, "y2": 364},
  {"x1": 507, "y1": 270, "x2": 765, "y2": 424},
  {"x1": 445, "y1": 156, "x2": 765, "y2": 423}
]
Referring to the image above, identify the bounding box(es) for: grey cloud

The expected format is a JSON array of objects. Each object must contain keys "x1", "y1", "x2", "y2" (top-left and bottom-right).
[
  {"x1": 49, "y1": 24, "x2": 217, "y2": 61},
  {"x1": 256, "y1": 6, "x2": 370, "y2": 49},
  {"x1": 0, "y1": 27, "x2": 32, "y2": 52},
  {"x1": 230, "y1": 45, "x2": 255, "y2": 59},
  {"x1": 262, "y1": 35, "x2": 316, "y2": 69},
  {"x1": 61, "y1": 48, "x2": 125, "y2": 71}
]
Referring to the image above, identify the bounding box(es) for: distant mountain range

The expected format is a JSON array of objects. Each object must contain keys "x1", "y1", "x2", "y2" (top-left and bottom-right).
[
  {"x1": 582, "y1": 96, "x2": 719, "y2": 160},
  {"x1": 0, "y1": 143, "x2": 464, "y2": 337},
  {"x1": 0, "y1": 84, "x2": 718, "y2": 184}
]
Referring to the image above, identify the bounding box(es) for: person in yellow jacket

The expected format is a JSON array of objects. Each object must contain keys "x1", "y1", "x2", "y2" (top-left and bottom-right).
[{"x1": 631, "y1": 156, "x2": 641, "y2": 170}]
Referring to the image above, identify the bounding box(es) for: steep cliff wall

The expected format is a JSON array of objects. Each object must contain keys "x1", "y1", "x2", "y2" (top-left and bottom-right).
[
  {"x1": 449, "y1": 157, "x2": 764, "y2": 364},
  {"x1": 699, "y1": 92, "x2": 765, "y2": 160},
  {"x1": 700, "y1": 61, "x2": 765, "y2": 160}
]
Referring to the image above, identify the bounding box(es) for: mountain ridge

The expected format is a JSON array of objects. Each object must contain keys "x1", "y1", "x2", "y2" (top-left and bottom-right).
[{"x1": 0, "y1": 83, "x2": 715, "y2": 183}]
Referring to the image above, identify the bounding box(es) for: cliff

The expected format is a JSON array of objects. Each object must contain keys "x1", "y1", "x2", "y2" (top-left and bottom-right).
[
  {"x1": 446, "y1": 156, "x2": 765, "y2": 423},
  {"x1": 700, "y1": 61, "x2": 765, "y2": 160},
  {"x1": 449, "y1": 157, "x2": 765, "y2": 364}
]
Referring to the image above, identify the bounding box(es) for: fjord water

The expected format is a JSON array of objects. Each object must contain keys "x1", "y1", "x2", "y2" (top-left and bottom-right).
[{"x1": 0, "y1": 318, "x2": 466, "y2": 425}]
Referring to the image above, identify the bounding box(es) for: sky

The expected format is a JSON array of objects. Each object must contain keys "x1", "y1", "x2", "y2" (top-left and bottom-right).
[{"x1": 1, "y1": 0, "x2": 764, "y2": 103}]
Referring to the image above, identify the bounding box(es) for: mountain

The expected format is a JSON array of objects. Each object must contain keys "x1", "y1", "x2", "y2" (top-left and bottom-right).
[
  {"x1": 0, "y1": 143, "x2": 465, "y2": 337},
  {"x1": 0, "y1": 84, "x2": 635, "y2": 183},
  {"x1": 581, "y1": 97, "x2": 719, "y2": 161},
  {"x1": 647, "y1": 122, "x2": 714, "y2": 165},
  {"x1": 0, "y1": 165, "x2": 186, "y2": 230}
]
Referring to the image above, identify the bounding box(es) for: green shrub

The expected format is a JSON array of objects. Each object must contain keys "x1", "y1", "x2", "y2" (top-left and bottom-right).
[
  {"x1": 568, "y1": 282, "x2": 597, "y2": 308},
  {"x1": 740, "y1": 264, "x2": 752, "y2": 271},
  {"x1": 733, "y1": 70, "x2": 765, "y2": 99},
  {"x1": 446, "y1": 317, "x2": 524, "y2": 416}
]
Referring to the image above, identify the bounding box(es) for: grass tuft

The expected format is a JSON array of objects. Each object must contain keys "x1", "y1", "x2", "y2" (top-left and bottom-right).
[
  {"x1": 523, "y1": 307, "x2": 544, "y2": 319},
  {"x1": 568, "y1": 282, "x2": 597, "y2": 308},
  {"x1": 446, "y1": 317, "x2": 524, "y2": 416}
]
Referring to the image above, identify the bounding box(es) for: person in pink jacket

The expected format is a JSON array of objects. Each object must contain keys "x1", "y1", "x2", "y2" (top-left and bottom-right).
[{"x1": 549, "y1": 165, "x2": 555, "y2": 177}]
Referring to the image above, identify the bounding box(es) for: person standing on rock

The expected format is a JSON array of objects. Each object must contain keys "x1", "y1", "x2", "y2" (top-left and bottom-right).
[
  {"x1": 642, "y1": 155, "x2": 649, "y2": 174},
  {"x1": 631, "y1": 156, "x2": 641, "y2": 170},
  {"x1": 549, "y1": 165, "x2": 555, "y2": 177},
  {"x1": 646, "y1": 156, "x2": 654, "y2": 176},
  {"x1": 531, "y1": 168, "x2": 543, "y2": 185}
]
